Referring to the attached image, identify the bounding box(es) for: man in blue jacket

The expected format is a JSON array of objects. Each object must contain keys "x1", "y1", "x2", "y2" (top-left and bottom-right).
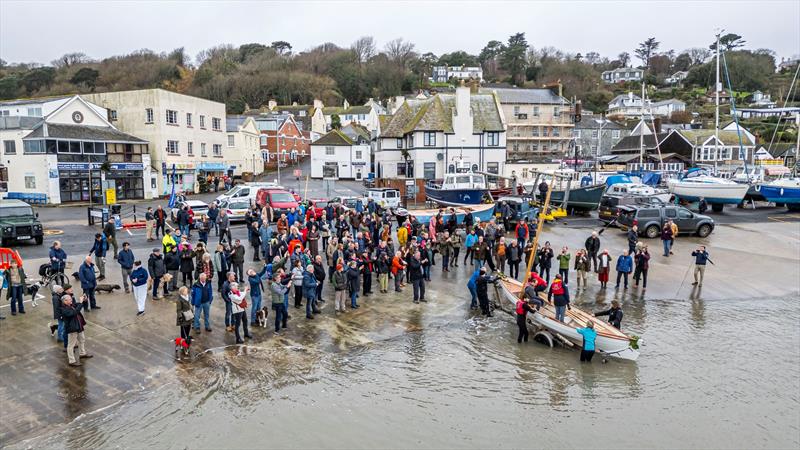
[
  {"x1": 247, "y1": 264, "x2": 269, "y2": 324},
  {"x1": 467, "y1": 267, "x2": 481, "y2": 310},
  {"x1": 78, "y1": 255, "x2": 99, "y2": 310},
  {"x1": 117, "y1": 242, "x2": 135, "y2": 294},
  {"x1": 129, "y1": 260, "x2": 149, "y2": 315},
  {"x1": 49, "y1": 241, "x2": 67, "y2": 274},
  {"x1": 191, "y1": 273, "x2": 213, "y2": 332},
  {"x1": 691, "y1": 245, "x2": 710, "y2": 287},
  {"x1": 89, "y1": 233, "x2": 108, "y2": 280},
  {"x1": 615, "y1": 250, "x2": 633, "y2": 289}
]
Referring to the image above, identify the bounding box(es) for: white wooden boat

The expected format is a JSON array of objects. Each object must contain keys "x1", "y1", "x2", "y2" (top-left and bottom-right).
[
  {"x1": 495, "y1": 278, "x2": 640, "y2": 361},
  {"x1": 667, "y1": 168, "x2": 749, "y2": 207}
]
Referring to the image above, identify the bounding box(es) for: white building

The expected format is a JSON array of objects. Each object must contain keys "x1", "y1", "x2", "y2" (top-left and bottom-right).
[
  {"x1": 83, "y1": 89, "x2": 227, "y2": 196},
  {"x1": 320, "y1": 98, "x2": 386, "y2": 133},
  {"x1": 430, "y1": 66, "x2": 484, "y2": 83},
  {"x1": 375, "y1": 85, "x2": 506, "y2": 180},
  {"x1": 608, "y1": 93, "x2": 685, "y2": 118},
  {"x1": 0, "y1": 95, "x2": 150, "y2": 204},
  {"x1": 651, "y1": 99, "x2": 686, "y2": 117},
  {"x1": 310, "y1": 124, "x2": 371, "y2": 180},
  {"x1": 665, "y1": 71, "x2": 689, "y2": 85},
  {"x1": 601, "y1": 67, "x2": 643, "y2": 84},
  {"x1": 226, "y1": 116, "x2": 263, "y2": 177}
]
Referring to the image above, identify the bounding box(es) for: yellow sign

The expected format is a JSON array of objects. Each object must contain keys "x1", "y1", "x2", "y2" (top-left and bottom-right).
[{"x1": 105, "y1": 188, "x2": 116, "y2": 204}]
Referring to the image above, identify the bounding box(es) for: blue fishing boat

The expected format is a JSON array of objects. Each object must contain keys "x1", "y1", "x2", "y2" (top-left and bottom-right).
[
  {"x1": 394, "y1": 203, "x2": 496, "y2": 226},
  {"x1": 758, "y1": 178, "x2": 800, "y2": 211},
  {"x1": 425, "y1": 172, "x2": 489, "y2": 206}
]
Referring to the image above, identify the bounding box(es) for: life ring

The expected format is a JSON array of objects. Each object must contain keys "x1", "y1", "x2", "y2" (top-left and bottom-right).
[{"x1": 755, "y1": 184, "x2": 761, "y2": 192}]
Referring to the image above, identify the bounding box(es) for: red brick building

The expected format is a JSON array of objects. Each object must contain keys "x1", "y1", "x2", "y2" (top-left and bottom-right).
[{"x1": 249, "y1": 114, "x2": 311, "y2": 169}]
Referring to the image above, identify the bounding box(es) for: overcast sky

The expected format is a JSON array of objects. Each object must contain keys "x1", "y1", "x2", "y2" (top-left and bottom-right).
[{"x1": 1, "y1": 0, "x2": 798, "y2": 65}]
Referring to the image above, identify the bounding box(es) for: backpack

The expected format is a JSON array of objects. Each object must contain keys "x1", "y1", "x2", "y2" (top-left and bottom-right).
[{"x1": 497, "y1": 244, "x2": 506, "y2": 257}]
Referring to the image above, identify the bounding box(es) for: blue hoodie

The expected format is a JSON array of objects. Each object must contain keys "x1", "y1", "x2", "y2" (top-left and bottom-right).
[
  {"x1": 247, "y1": 265, "x2": 269, "y2": 298},
  {"x1": 465, "y1": 233, "x2": 478, "y2": 249},
  {"x1": 467, "y1": 268, "x2": 481, "y2": 289}
]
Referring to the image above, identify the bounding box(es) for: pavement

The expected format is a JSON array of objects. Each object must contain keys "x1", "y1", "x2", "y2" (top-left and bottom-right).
[{"x1": 1, "y1": 217, "x2": 798, "y2": 445}]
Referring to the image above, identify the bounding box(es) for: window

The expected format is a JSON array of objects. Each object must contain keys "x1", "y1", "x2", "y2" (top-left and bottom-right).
[
  {"x1": 355, "y1": 150, "x2": 363, "y2": 159},
  {"x1": 542, "y1": 127, "x2": 549, "y2": 137},
  {"x1": 109, "y1": 110, "x2": 118, "y2": 121},
  {"x1": 423, "y1": 162, "x2": 436, "y2": 180},
  {"x1": 166, "y1": 110, "x2": 178, "y2": 125},
  {"x1": 166, "y1": 140, "x2": 179, "y2": 154},
  {"x1": 591, "y1": 130, "x2": 598, "y2": 139},
  {"x1": 591, "y1": 145, "x2": 598, "y2": 153},
  {"x1": 397, "y1": 162, "x2": 414, "y2": 178},
  {"x1": 574, "y1": 129, "x2": 581, "y2": 138},
  {"x1": 532, "y1": 127, "x2": 539, "y2": 137},
  {"x1": 487, "y1": 132, "x2": 500, "y2": 146},
  {"x1": 199, "y1": 115, "x2": 206, "y2": 129},
  {"x1": 513, "y1": 106, "x2": 520, "y2": 116},
  {"x1": 27, "y1": 107, "x2": 42, "y2": 117},
  {"x1": 227, "y1": 135, "x2": 235, "y2": 147},
  {"x1": 212, "y1": 118, "x2": 222, "y2": 131},
  {"x1": 532, "y1": 143, "x2": 539, "y2": 152},
  {"x1": 612, "y1": 130, "x2": 620, "y2": 139},
  {"x1": 554, "y1": 106, "x2": 561, "y2": 117},
  {"x1": 552, "y1": 128, "x2": 560, "y2": 137},
  {"x1": 678, "y1": 209, "x2": 693, "y2": 219},
  {"x1": 542, "y1": 144, "x2": 548, "y2": 153},
  {"x1": 512, "y1": 143, "x2": 519, "y2": 153},
  {"x1": 533, "y1": 106, "x2": 540, "y2": 116},
  {"x1": 3, "y1": 140, "x2": 16, "y2": 154},
  {"x1": 145, "y1": 108, "x2": 154, "y2": 123},
  {"x1": 325, "y1": 146, "x2": 335, "y2": 156},
  {"x1": 24, "y1": 176, "x2": 36, "y2": 189},
  {"x1": 397, "y1": 138, "x2": 403, "y2": 149},
  {"x1": 23, "y1": 140, "x2": 44, "y2": 154},
  {"x1": 213, "y1": 144, "x2": 222, "y2": 156},
  {"x1": 260, "y1": 135, "x2": 267, "y2": 146},
  {"x1": 187, "y1": 142, "x2": 194, "y2": 156},
  {"x1": 186, "y1": 113, "x2": 193, "y2": 127},
  {"x1": 424, "y1": 132, "x2": 436, "y2": 146},
  {"x1": 201, "y1": 143, "x2": 207, "y2": 157}
]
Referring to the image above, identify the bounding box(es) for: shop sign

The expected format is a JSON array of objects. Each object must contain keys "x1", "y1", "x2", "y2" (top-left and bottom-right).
[
  {"x1": 57, "y1": 162, "x2": 102, "y2": 170},
  {"x1": 110, "y1": 163, "x2": 143, "y2": 170}
]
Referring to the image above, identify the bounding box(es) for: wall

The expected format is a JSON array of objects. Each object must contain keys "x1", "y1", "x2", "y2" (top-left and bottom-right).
[
  {"x1": 310, "y1": 143, "x2": 370, "y2": 179},
  {"x1": 0, "y1": 129, "x2": 49, "y2": 199}
]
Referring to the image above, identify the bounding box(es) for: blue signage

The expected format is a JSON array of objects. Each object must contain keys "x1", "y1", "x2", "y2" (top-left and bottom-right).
[
  {"x1": 198, "y1": 162, "x2": 227, "y2": 171},
  {"x1": 110, "y1": 163, "x2": 144, "y2": 170},
  {"x1": 57, "y1": 162, "x2": 102, "y2": 170}
]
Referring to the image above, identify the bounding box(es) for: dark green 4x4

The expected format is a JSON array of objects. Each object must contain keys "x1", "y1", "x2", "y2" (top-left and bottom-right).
[{"x1": 0, "y1": 199, "x2": 44, "y2": 246}]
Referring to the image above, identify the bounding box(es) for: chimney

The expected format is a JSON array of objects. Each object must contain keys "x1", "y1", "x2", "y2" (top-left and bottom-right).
[
  {"x1": 343, "y1": 99, "x2": 350, "y2": 109},
  {"x1": 453, "y1": 84, "x2": 473, "y2": 137},
  {"x1": 313, "y1": 98, "x2": 324, "y2": 109},
  {"x1": 268, "y1": 99, "x2": 277, "y2": 110},
  {"x1": 292, "y1": 101, "x2": 298, "y2": 106},
  {"x1": 654, "y1": 117, "x2": 662, "y2": 134}
]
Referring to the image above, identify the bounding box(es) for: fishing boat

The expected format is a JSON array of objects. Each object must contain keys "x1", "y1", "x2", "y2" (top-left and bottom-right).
[
  {"x1": 758, "y1": 178, "x2": 800, "y2": 211},
  {"x1": 521, "y1": 180, "x2": 605, "y2": 211},
  {"x1": 494, "y1": 278, "x2": 640, "y2": 361},
  {"x1": 605, "y1": 182, "x2": 672, "y2": 203},
  {"x1": 667, "y1": 168, "x2": 749, "y2": 211},
  {"x1": 393, "y1": 203, "x2": 495, "y2": 226},
  {"x1": 425, "y1": 172, "x2": 489, "y2": 206}
]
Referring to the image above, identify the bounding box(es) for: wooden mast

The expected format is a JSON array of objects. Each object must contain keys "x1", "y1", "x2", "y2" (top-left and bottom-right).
[{"x1": 518, "y1": 180, "x2": 553, "y2": 299}]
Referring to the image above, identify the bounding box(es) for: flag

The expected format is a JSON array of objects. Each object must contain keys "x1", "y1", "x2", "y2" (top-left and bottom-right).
[{"x1": 168, "y1": 164, "x2": 177, "y2": 208}]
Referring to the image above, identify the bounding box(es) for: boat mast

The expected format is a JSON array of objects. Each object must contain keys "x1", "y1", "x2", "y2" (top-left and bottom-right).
[
  {"x1": 715, "y1": 31, "x2": 721, "y2": 173},
  {"x1": 639, "y1": 81, "x2": 645, "y2": 167}
]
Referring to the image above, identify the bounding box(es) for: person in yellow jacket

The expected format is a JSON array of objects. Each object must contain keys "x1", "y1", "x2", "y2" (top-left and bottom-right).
[
  {"x1": 397, "y1": 223, "x2": 408, "y2": 248},
  {"x1": 162, "y1": 230, "x2": 178, "y2": 254}
]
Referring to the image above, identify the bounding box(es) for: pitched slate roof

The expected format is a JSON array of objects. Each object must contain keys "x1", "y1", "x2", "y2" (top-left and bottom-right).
[
  {"x1": 311, "y1": 129, "x2": 354, "y2": 146},
  {"x1": 611, "y1": 132, "x2": 669, "y2": 152},
  {"x1": 24, "y1": 123, "x2": 147, "y2": 143},
  {"x1": 678, "y1": 129, "x2": 755, "y2": 146},
  {"x1": 340, "y1": 123, "x2": 371, "y2": 142},
  {"x1": 380, "y1": 93, "x2": 504, "y2": 138},
  {"x1": 481, "y1": 87, "x2": 567, "y2": 105},
  {"x1": 574, "y1": 117, "x2": 624, "y2": 130},
  {"x1": 322, "y1": 105, "x2": 371, "y2": 116}
]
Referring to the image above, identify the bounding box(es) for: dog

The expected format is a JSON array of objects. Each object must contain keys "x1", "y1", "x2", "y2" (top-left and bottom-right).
[
  {"x1": 174, "y1": 336, "x2": 193, "y2": 360},
  {"x1": 256, "y1": 306, "x2": 270, "y2": 327},
  {"x1": 25, "y1": 281, "x2": 43, "y2": 307},
  {"x1": 95, "y1": 284, "x2": 121, "y2": 294}
]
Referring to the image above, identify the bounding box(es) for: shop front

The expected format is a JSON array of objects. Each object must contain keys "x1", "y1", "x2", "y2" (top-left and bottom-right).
[
  {"x1": 161, "y1": 162, "x2": 196, "y2": 196},
  {"x1": 106, "y1": 163, "x2": 145, "y2": 200}
]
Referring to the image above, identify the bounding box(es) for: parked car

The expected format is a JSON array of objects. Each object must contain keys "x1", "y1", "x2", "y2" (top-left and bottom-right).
[
  {"x1": 256, "y1": 188, "x2": 300, "y2": 218},
  {"x1": 219, "y1": 199, "x2": 251, "y2": 223},
  {"x1": 598, "y1": 195, "x2": 665, "y2": 223},
  {"x1": 305, "y1": 198, "x2": 331, "y2": 220},
  {"x1": 0, "y1": 199, "x2": 43, "y2": 246},
  {"x1": 496, "y1": 195, "x2": 538, "y2": 226},
  {"x1": 170, "y1": 200, "x2": 209, "y2": 226},
  {"x1": 330, "y1": 196, "x2": 361, "y2": 210},
  {"x1": 215, "y1": 182, "x2": 281, "y2": 205},
  {"x1": 617, "y1": 204, "x2": 715, "y2": 238},
  {"x1": 364, "y1": 188, "x2": 401, "y2": 209}
]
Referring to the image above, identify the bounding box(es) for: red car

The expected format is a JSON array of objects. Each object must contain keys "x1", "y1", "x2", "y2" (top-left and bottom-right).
[
  {"x1": 305, "y1": 198, "x2": 330, "y2": 220},
  {"x1": 256, "y1": 188, "x2": 299, "y2": 217}
]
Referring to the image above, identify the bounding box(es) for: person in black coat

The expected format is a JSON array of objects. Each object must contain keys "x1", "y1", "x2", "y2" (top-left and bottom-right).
[
  {"x1": 475, "y1": 268, "x2": 498, "y2": 317},
  {"x1": 584, "y1": 231, "x2": 601, "y2": 272},
  {"x1": 408, "y1": 251, "x2": 426, "y2": 303},
  {"x1": 148, "y1": 248, "x2": 168, "y2": 298},
  {"x1": 312, "y1": 256, "x2": 326, "y2": 301},
  {"x1": 179, "y1": 245, "x2": 195, "y2": 287},
  {"x1": 60, "y1": 295, "x2": 92, "y2": 366},
  {"x1": 595, "y1": 300, "x2": 624, "y2": 329}
]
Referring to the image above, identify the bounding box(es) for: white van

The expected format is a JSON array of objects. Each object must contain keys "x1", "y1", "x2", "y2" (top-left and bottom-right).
[
  {"x1": 215, "y1": 182, "x2": 281, "y2": 205},
  {"x1": 364, "y1": 188, "x2": 401, "y2": 209}
]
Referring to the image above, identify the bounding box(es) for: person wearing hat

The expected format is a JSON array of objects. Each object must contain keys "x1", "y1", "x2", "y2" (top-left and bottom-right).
[
  {"x1": 50, "y1": 285, "x2": 65, "y2": 340},
  {"x1": 148, "y1": 248, "x2": 167, "y2": 299},
  {"x1": 595, "y1": 300, "x2": 624, "y2": 329}
]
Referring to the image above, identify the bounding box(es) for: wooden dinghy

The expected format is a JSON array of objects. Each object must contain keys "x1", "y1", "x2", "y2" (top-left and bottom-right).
[{"x1": 495, "y1": 278, "x2": 640, "y2": 361}]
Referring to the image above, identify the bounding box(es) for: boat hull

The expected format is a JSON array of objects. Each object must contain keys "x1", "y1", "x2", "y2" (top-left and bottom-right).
[
  {"x1": 548, "y1": 184, "x2": 605, "y2": 211},
  {"x1": 426, "y1": 187, "x2": 488, "y2": 206},
  {"x1": 668, "y1": 181, "x2": 749, "y2": 204},
  {"x1": 494, "y1": 279, "x2": 639, "y2": 361},
  {"x1": 759, "y1": 184, "x2": 800, "y2": 204},
  {"x1": 395, "y1": 203, "x2": 496, "y2": 226}
]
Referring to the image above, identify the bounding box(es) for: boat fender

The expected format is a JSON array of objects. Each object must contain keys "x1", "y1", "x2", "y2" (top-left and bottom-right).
[{"x1": 754, "y1": 184, "x2": 761, "y2": 192}]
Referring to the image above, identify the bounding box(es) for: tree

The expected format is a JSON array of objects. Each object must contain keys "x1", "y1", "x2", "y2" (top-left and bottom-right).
[
  {"x1": 585, "y1": 52, "x2": 601, "y2": 65},
  {"x1": 22, "y1": 67, "x2": 56, "y2": 94},
  {"x1": 384, "y1": 38, "x2": 416, "y2": 69},
  {"x1": 0, "y1": 75, "x2": 20, "y2": 99},
  {"x1": 670, "y1": 110, "x2": 693, "y2": 124},
  {"x1": 271, "y1": 41, "x2": 292, "y2": 55},
  {"x1": 331, "y1": 113, "x2": 341, "y2": 129},
  {"x1": 238, "y1": 43, "x2": 268, "y2": 62},
  {"x1": 438, "y1": 51, "x2": 478, "y2": 67},
  {"x1": 687, "y1": 47, "x2": 711, "y2": 65},
  {"x1": 70, "y1": 67, "x2": 100, "y2": 90},
  {"x1": 479, "y1": 40, "x2": 505, "y2": 80},
  {"x1": 51, "y1": 52, "x2": 89, "y2": 68},
  {"x1": 351, "y1": 36, "x2": 376, "y2": 64},
  {"x1": 649, "y1": 54, "x2": 673, "y2": 76},
  {"x1": 500, "y1": 32, "x2": 528, "y2": 85},
  {"x1": 617, "y1": 52, "x2": 630, "y2": 67},
  {"x1": 635, "y1": 37, "x2": 660, "y2": 68},
  {"x1": 710, "y1": 33, "x2": 746, "y2": 51},
  {"x1": 673, "y1": 52, "x2": 693, "y2": 72}
]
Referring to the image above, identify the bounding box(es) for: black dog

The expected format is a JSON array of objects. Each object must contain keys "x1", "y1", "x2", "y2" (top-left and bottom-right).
[{"x1": 95, "y1": 284, "x2": 121, "y2": 294}]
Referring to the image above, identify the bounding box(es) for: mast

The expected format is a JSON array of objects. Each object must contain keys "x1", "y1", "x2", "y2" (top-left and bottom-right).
[
  {"x1": 714, "y1": 31, "x2": 721, "y2": 172},
  {"x1": 639, "y1": 81, "x2": 645, "y2": 167}
]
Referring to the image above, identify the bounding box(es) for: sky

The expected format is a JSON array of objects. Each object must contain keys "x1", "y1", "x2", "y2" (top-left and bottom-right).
[{"x1": 1, "y1": 0, "x2": 799, "y2": 65}]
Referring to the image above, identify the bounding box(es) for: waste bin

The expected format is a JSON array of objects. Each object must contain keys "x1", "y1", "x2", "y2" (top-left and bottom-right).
[{"x1": 110, "y1": 204, "x2": 122, "y2": 215}]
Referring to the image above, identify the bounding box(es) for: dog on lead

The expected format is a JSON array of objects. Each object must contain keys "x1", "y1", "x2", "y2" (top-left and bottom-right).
[
  {"x1": 256, "y1": 306, "x2": 270, "y2": 327},
  {"x1": 70, "y1": 272, "x2": 121, "y2": 294},
  {"x1": 174, "y1": 336, "x2": 193, "y2": 361}
]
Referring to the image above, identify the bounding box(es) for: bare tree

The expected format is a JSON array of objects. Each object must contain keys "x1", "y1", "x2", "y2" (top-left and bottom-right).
[
  {"x1": 617, "y1": 52, "x2": 631, "y2": 67},
  {"x1": 384, "y1": 38, "x2": 416, "y2": 68},
  {"x1": 686, "y1": 47, "x2": 711, "y2": 65},
  {"x1": 351, "y1": 36, "x2": 376, "y2": 64},
  {"x1": 51, "y1": 52, "x2": 90, "y2": 68}
]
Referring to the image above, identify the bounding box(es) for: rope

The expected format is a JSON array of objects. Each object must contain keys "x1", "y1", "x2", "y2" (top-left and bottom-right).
[
  {"x1": 721, "y1": 51, "x2": 751, "y2": 181},
  {"x1": 766, "y1": 62, "x2": 799, "y2": 153}
]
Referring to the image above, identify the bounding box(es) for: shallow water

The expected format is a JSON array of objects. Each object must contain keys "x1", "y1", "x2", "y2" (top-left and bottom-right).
[{"x1": 16, "y1": 292, "x2": 800, "y2": 449}]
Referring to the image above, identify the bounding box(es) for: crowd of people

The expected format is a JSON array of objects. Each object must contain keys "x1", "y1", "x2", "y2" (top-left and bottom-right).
[{"x1": 2, "y1": 195, "x2": 713, "y2": 365}]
